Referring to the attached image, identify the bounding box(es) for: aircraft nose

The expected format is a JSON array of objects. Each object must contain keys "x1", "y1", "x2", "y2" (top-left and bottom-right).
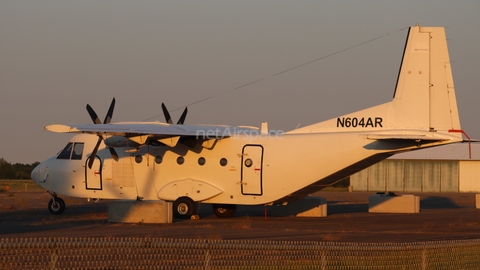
[{"x1": 31, "y1": 164, "x2": 40, "y2": 184}]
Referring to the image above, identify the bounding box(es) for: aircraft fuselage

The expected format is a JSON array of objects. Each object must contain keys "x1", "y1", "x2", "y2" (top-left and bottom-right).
[{"x1": 32, "y1": 131, "x2": 438, "y2": 206}]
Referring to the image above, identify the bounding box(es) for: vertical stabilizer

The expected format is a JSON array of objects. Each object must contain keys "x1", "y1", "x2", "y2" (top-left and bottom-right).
[
  {"x1": 392, "y1": 25, "x2": 460, "y2": 132},
  {"x1": 288, "y1": 25, "x2": 462, "y2": 137}
]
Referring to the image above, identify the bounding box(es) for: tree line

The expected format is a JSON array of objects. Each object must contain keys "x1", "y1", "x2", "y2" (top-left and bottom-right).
[{"x1": 0, "y1": 158, "x2": 39, "y2": 180}]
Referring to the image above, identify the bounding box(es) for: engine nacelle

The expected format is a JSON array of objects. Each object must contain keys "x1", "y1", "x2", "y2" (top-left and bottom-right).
[{"x1": 104, "y1": 136, "x2": 143, "y2": 148}]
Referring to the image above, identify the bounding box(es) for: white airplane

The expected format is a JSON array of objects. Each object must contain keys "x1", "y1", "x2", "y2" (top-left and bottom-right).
[{"x1": 32, "y1": 25, "x2": 465, "y2": 218}]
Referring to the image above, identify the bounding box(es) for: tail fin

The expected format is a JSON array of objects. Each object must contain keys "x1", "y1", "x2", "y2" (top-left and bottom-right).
[
  {"x1": 288, "y1": 25, "x2": 462, "y2": 140},
  {"x1": 392, "y1": 25, "x2": 460, "y2": 132}
]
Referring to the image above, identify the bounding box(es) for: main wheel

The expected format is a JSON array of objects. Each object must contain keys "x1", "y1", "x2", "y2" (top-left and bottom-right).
[
  {"x1": 173, "y1": 197, "x2": 195, "y2": 219},
  {"x1": 48, "y1": 197, "x2": 65, "y2": 215},
  {"x1": 213, "y1": 204, "x2": 236, "y2": 218}
]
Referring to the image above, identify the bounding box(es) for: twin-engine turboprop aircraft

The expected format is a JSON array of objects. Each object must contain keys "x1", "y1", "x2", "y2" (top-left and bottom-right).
[{"x1": 32, "y1": 25, "x2": 465, "y2": 218}]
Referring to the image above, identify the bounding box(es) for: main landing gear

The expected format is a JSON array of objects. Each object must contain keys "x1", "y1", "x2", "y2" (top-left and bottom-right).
[
  {"x1": 173, "y1": 197, "x2": 196, "y2": 219},
  {"x1": 212, "y1": 204, "x2": 237, "y2": 218},
  {"x1": 172, "y1": 197, "x2": 237, "y2": 219},
  {"x1": 47, "y1": 191, "x2": 65, "y2": 215}
]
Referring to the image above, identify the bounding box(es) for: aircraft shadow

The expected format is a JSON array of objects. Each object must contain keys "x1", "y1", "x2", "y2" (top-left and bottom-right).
[
  {"x1": 327, "y1": 203, "x2": 369, "y2": 215},
  {"x1": 0, "y1": 203, "x2": 109, "y2": 236},
  {"x1": 420, "y1": 196, "x2": 462, "y2": 209}
]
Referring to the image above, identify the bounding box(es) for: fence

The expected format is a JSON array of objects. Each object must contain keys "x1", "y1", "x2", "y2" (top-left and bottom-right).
[
  {"x1": 2, "y1": 237, "x2": 480, "y2": 269},
  {"x1": 1, "y1": 180, "x2": 43, "y2": 191}
]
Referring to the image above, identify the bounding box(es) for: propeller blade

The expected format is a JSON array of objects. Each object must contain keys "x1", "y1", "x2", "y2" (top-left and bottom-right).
[
  {"x1": 177, "y1": 107, "x2": 188, "y2": 124},
  {"x1": 103, "y1": 98, "x2": 116, "y2": 124},
  {"x1": 88, "y1": 137, "x2": 102, "y2": 169},
  {"x1": 108, "y1": 147, "x2": 119, "y2": 161},
  {"x1": 86, "y1": 105, "x2": 101, "y2": 124},
  {"x1": 161, "y1": 103, "x2": 173, "y2": 124},
  {"x1": 86, "y1": 98, "x2": 120, "y2": 167}
]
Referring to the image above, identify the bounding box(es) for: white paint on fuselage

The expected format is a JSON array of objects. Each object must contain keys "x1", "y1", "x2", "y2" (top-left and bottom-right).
[{"x1": 32, "y1": 132, "x2": 444, "y2": 205}]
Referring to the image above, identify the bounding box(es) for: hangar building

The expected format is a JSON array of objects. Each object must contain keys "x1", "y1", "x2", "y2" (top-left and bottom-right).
[{"x1": 350, "y1": 142, "x2": 480, "y2": 192}]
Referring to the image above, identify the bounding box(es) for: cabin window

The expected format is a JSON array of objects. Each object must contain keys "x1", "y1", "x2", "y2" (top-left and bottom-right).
[
  {"x1": 220, "y1": 158, "x2": 228, "y2": 166},
  {"x1": 57, "y1": 142, "x2": 84, "y2": 160},
  {"x1": 198, "y1": 157, "x2": 206, "y2": 166},
  {"x1": 244, "y1": 158, "x2": 253, "y2": 168},
  {"x1": 155, "y1": 156, "x2": 163, "y2": 164},
  {"x1": 177, "y1": 156, "x2": 185, "y2": 165}
]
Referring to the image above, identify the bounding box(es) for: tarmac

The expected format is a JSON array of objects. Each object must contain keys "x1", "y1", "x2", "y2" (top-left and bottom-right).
[{"x1": 1, "y1": 190, "x2": 480, "y2": 242}]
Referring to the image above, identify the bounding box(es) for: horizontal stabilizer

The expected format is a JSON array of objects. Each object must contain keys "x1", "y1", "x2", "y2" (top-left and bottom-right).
[{"x1": 366, "y1": 132, "x2": 457, "y2": 142}]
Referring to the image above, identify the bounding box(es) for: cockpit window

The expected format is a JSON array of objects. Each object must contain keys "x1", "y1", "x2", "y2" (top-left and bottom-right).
[
  {"x1": 57, "y1": 142, "x2": 84, "y2": 160},
  {"x1": 71, "y1": 143, "x2": 84, "y2": 160},
  {"x1": 57, "y1": 143, "x2": 73, "y2": 159}
]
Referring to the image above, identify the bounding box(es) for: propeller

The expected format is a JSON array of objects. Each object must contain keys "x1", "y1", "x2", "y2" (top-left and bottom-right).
[
  {"x1": 177, "y1": 107, "x2": 188, "y2": 125},
  {"x1": 161, "y1": 103, "x2": 173, "y2": 124},
  {"x1": 86, "y1": 98, "x2": 119, "y2": 169},
  {"x1": 161, "y1": 103, "x2": 188, "y2": 124}
]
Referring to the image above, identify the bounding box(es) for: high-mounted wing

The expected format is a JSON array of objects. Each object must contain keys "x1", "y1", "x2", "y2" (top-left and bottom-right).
[
  {"x1": 45, "y1": 98, "x2": 260, "y2": 150},
  {"x1": 45, "y1": 122, "x2": 259, "y2": 138},
  {"x1": 45, "y1": 122, "x2": 260, "y2": 148}
]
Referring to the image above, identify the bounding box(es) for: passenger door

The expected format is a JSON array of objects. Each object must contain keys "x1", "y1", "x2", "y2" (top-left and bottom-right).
[
  {"x1": 241, "y1": 145, "x2": 263, "y2": 195},
  {"x1": 85, "y1": 156, "x2": 102, "y2": 190}
]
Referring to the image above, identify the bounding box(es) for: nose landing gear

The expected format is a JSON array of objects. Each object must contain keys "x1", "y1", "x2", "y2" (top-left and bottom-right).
[{"x1": 47, "y1": 191, "x2": 65, "y2": 215}]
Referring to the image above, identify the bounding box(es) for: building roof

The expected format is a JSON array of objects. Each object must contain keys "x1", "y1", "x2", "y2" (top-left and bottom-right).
[{"x1": 388, "y1": 142, "x2": 480, "y2": 161}]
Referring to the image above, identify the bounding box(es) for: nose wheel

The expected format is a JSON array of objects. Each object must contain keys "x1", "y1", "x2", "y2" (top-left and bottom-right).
[{"x1": 47, "y1": 192, "x2": 65, "y2": 215}]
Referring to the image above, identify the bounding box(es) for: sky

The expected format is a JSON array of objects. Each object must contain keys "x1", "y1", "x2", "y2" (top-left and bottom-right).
[{"x1": 1, "y1": 1, "x2": 479, "y2": 164}]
